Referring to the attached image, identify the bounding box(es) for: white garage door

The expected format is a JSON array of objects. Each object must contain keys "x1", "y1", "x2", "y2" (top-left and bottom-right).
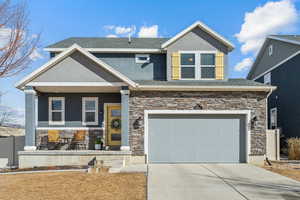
[{"x1": 147, "y1": 113, "x2": 247, "y2": 163}]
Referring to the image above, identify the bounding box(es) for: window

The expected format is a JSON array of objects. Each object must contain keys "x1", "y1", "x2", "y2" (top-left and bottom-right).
[
  {"x1": 181, "y1": 53, "x2": 195, "y2": 79},
  {"x1": 264, "y1": 72, "x2": 271, "y2": 85},
  {"x1": 200, "y1": 53, "x2": 215, "y2": 79},
  {"x1": 269, "y1": 45, "x2": 273, "y2": 56},
  {"x1": 135, "y1": 54, "x2": 150, "y2": 63},
  {"x1": 49, "y1": 97, "x2": 65, "y2": 125},
  {"x1": 180, "y1": 52, "x2": 216, "y2": 79},
  {"x1": 270, "y1": 107, "x2": 277, "y2": 129},
  {"x1": 82, "y1": 97, "x2": 98, "y2": 125}
]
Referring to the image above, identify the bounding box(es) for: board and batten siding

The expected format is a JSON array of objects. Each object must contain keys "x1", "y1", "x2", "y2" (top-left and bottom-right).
[
  {"x1": 255, "y1": 54, "x2": 300, "y2": 138},
  {"x1": 93, "y1": 53, "x2": 167, "y2": 81},
  {"x1": 38, "y1": 93, "x2": 121, "y2": 128},
  {"x1": 47, "y1": 51, "x2": 167, "y2": 81},
  {"x1": 167, "y1": 26, "x2": 228, "y2": 81}
]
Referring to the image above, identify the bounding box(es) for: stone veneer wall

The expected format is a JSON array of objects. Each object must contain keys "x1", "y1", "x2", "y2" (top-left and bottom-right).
[
  {"x1": 129, "y1": 91, "x2": 268, "y2": 156},
  {"x1": 36, "y1": 129, "x2": 103, "y2": 150}
]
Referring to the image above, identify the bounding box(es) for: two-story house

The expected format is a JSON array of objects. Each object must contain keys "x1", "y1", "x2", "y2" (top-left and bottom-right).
[
  {"x1": 248, "y1": 35, "x2": 300, "y2": 140},
  {"x1": 16, "y1": 21, "x2": 274, "y2": 167}
]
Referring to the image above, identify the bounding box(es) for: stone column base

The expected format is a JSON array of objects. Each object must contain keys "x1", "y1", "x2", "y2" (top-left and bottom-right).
[
  {"x1": 24, "y1": 146, "x2": 37, "y2": 151},
  {"x1": 120, "y1": 146, "x2": 130, "y2": 151}
]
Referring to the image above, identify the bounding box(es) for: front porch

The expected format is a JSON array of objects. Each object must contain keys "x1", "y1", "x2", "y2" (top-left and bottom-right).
[{"x1": 23, "y1": 84, "x2": 130, "y2": 152}]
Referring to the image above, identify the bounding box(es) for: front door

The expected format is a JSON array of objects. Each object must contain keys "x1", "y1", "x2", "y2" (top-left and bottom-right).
[{"x1": 106, "y1": 104, "x2": 121, "y2": 146}]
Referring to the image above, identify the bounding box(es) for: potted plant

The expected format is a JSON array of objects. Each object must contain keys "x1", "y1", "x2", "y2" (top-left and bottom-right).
[{"x1": 95, "y1": 137, "x2": 103, "y2": 150}]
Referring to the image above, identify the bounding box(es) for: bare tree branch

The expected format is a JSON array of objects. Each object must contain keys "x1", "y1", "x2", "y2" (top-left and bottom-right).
[{"x1": 0, "y1": 0, "x2": 40, "y2": 78}]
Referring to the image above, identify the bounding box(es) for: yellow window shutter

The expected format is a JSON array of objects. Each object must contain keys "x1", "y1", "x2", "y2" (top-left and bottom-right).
[
  {"x1": 215, "y1": 52, "x2": 224, "y2": 80},
  {"x1": 172, "y1": 52, "x2": 180, "y2": 80}
]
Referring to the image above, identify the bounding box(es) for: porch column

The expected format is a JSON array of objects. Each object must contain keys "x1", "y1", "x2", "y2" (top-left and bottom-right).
[
  {"x1": 24, "y1": 86, "x2": 37, "y2": 151},
  {"x1": 120, "y1": 87, "x2": 130, "y2": 151}
]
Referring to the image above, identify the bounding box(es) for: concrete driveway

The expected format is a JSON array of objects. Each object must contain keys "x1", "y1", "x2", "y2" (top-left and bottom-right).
[{"x1": 148, "y1": 164, "x2": 300, "y2": 200}]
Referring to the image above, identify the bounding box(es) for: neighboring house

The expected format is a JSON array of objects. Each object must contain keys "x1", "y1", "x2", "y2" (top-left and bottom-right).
[
  {"x1": 247, "y1": 35, "x2": 300, "y2": 139},
  {"x1": 16, "y1": 21, "x2": 274, "y2": 165}
]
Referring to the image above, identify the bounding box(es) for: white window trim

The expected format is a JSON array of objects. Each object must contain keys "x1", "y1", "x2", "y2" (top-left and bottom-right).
[
  {"x1": 82, "y1": 97, "x2": 98, "y2": 126},
  {"x1": 135, "y1": 54, "x2": 150, "y2": 64},
  {"x1": 179, "y1": 51, "x2": 217, "y2": 80},
  {"x1": 270, "y1": 107, "x2": 277, "y2": 129},
  {"x1": 264, "y1": 72, "x2": 271, "y2": 85},
  {"x1": 48, "y1": 97, "x2": 65, "y2": 125},
  {"x1": 269, "y1": 45, "x2": 273, "y2": 56}
]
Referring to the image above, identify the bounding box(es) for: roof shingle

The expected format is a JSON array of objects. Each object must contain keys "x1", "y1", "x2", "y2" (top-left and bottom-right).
[{"x1": 46, "y1": 37, "x2": 170, "y2": 49}]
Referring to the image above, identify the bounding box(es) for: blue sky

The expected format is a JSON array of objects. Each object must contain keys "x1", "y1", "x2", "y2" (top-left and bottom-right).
[{"x1": 1, "y1": 0, "x2": 300, "y2": 124}]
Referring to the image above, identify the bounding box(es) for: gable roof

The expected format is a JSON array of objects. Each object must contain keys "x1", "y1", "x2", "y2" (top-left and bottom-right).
[
  {"x1": 247, "y1": 35, "x2": 300, "y2": 79},
  {"x1": 269, "y1": 35, "x2": 300, "y2": 45},
  {"x1": 44, "y1": 38, "x2": 169, "y2": 52},
  {"x1": 15, "y1": 44, "x2": 137, "y2": 89},
  {"x1": 161, "y1": 21, "x2": 235, "y2": 51}
]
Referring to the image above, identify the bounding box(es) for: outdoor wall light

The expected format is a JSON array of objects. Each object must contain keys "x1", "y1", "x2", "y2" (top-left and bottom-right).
[
  {"x1": 251, "y1": 116, "x2": 258, "y2": 129},
  {"x1": 133, "y1": 116, "x2": 142, "y2": 129},
  {"x1": 193, "y1": 103, "x2": 203, "y2": 110}
]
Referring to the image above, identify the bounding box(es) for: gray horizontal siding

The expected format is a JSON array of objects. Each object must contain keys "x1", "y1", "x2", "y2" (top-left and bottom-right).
[
  {"x1": 38, "y1": 93, "x2": 121, "y2": 127},
  {"x1": 250, "y1": 39, "x2": 300, "y2": 79},
  {"x1": 93, "y1": 53, "x2": 166, "y2": 81}
]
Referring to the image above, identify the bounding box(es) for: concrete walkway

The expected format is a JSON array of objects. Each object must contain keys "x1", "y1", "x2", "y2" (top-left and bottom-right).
[{"x1": 148, "y1": 164, "x2": 300, "y2": 200}]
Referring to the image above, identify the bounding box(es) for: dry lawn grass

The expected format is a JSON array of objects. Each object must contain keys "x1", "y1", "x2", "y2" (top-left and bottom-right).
[
  {"x1": 263, "y1": 163, "x2": 300, "y2": 182},
  {"x1": 0, "y1": 171, "x2": 146, "y2": 200},
  {"x1": 287, "y1": 138, "x2": 300, "y2": 160}
]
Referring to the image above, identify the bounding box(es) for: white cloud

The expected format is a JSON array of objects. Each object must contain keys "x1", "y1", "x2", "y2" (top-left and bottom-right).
[
  {"x1": 103, "y1": 24, "x2": 160, "y2": 38},
  {"x1": 138, "y1": 25, "x2": 158, "y2": 38},
  {"x1": 29, "y1": 48, "x2": 43, "y2": 61},
  {"x1": 235, "y1": 0, "x2": 298, "y2": 54},
  {"x1": 115, "y1": 26, "x2": 136, "y2": 35},
  {"x1": 234, "y1": 57, "x2": 253, "y2": 71},
  {"x1": 103, "y1": 25, "x2": 136, "y2": 36},
  {"x1": 106, "y1": 34, "x2": 118, "y2": 38},
  {"x1": 103, "y1": 25, "x2": 115, "y2": 30}
]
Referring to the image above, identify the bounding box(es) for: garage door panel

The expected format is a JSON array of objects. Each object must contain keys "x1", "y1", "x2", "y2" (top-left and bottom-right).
[{"x1": 148, "y1": 114, "x2": 246, "y2": 163}]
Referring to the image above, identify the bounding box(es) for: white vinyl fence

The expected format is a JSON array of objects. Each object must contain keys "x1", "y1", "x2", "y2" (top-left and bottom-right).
[{"x1": 266, "y1": 129, "x2": 280, "y2": 161}]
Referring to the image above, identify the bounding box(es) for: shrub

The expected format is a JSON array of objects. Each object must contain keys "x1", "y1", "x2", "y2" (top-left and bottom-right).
[{"x1": 287, "y1": 138, "x2": 300, "y2": 160}]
